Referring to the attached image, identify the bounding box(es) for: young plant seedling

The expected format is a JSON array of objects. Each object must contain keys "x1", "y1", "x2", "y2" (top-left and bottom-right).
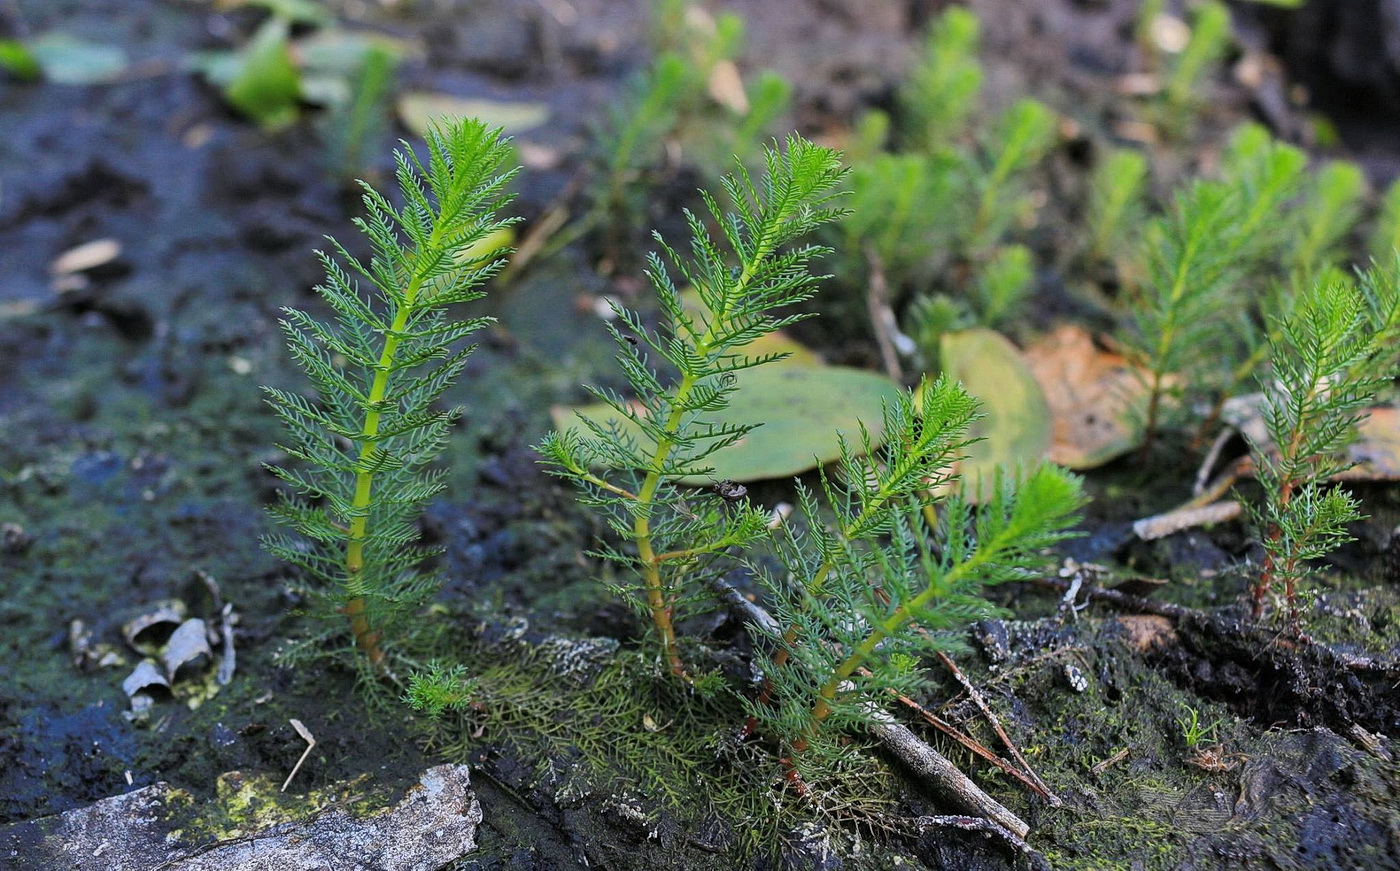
[
  {"x1": 839, "y1": 6, "x2": 1058, "y2": 356},
  {"x1": 537, "y1": 135, "x2": 848, "y2": 678},
  {"x1": 1163, "y1": 1, "x2": 1232, "y2": 115},
  {"x1": 899, "y1": 5, "x2": 981, "y2": 154},
  {"x1": 753, "y1": 381, "x2": 1085, "y2": 769},
  {"x1": 1085, "y1": 146, "x2": 1148, "y2": 269},
  {"x1": 1247, "y1": 267, "x2": 1400, "y2": 629},
  {"x1": 263, "y1": 119, "x2": 518, "y2": 676}
]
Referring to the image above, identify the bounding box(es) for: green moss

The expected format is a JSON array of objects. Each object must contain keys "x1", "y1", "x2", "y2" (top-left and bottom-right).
[{"x1": 418, "y1": 631, "x2": 903, "y2": 863}]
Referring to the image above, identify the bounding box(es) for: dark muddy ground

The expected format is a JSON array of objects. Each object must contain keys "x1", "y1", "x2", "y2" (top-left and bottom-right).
[{"x1": 2, "y1": 1, "x2": 1400, "y2": 869}]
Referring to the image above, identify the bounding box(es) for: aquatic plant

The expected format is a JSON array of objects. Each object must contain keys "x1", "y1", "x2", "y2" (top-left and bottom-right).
[
  {"x1": 537, "y1": 134, "x2": 848, "y2": 678},
  {"x1": 842, "y1": 6, "x2": 1057, "y2": 350},
  {"x1": 582, "y1": 4, "x2": 791, "y2": 267},
  {"x1": 262, "y1": 119, "x2": 518, "y2": 675},
  {"x1": 1126, "y1": 125, "x2": 1308, "y2": 453},
  {"x1": 1247, "y1": 266, "x2": 1400, "y2": 629},
  {"x1": 751, "y1": 382, "x2": 1084, "y2": 770},
  {"x1": 1163, "y1": 1, "x2": 1232, "y2": 115}
]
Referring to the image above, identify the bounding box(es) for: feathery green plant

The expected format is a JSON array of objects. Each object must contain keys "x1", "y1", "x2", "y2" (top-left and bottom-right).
[
  {"x1": 1129, "y1": 178, "x2": 1245, "y2": 452},
  {"x1": 1164, "y1": 1, "x2": 1232, "y2": 117},
  {"x1": 899, "y1": 5, "x2": 981, "y2": 153},
  {"x1": 841, "y1": 6, "x2": 1055, "y2": 343},
  {"x1": 1371, "y1": 180, "x2": 1400, "y2": 272},
  {"x1": 1086, "y1": 147, "x2": 1148, "y2": 266},
  {"x1": 752, "y1": 381, "x2": 1084, "y2": 764},
  {"x1": 1133, "y1": 0, "x2": 1168, "y2": 70},
  {"x1": 537, "y1": 135, "x2": 848, "y2": 678},
  {"x1": 262, "y1": 119, "x2": 518, "y2": 675},
  {"x1": 973, "y1": 243, "x2": 1035, "y2": 329},
  {"x1": 578, "y1": 6, "x2": 791, "y2": 269},
  {"x1": 1127, "y1": 124, "x2": 1311, "y2": 453},
  {"x1": 1287, "y1": 160, "x2": 1366, "y2": 288},
  {"x1": 325, "y1": 44, "x2": 398, "y2": 183},
  {"x1": 965, "y1": 98, "x2": 1057, "y2": 259},
  {"x1": 1248, "y1": 266, "x2": 1400, "y2": 629}
]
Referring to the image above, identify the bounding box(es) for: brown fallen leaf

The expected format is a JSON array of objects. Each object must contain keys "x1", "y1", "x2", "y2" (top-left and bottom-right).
[{"x1": 1022, "y1": 325, "x2": 1152, "y2": 469}]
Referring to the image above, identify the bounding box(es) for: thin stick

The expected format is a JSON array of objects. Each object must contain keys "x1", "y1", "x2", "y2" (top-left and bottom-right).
[
  {"x1": 280, "y1": 718, "x2": 316, "y2": 792},
  {"x1": 935, "y1": 651, "x2": 1062, "y2": 806},
  {"x1": 867, "y1": 712, "x2": 1030, "y2": 839},
  {"x1": 1194, "y1": 427, "x2": 1236, "y2": 496},
  {"x1": 1090, "y1": 747, "x2": 1131, "y2": 775},
  {"x1": 707, "y1": 575, "x2": 781, "y2": 637},
  {"x1": 864, "y1": 246, "x2": 905, "y2": 382},
  {"x1": 911, "y1": 814, "x2": 1038, "y2": 858},
  {"x1": 1031, "y1": 575, "x2": 1194, "y2": 620},
  {"x1": 870, "y1": 669, "x2": 1055, "y2": 803},
  {"x1": 1132, "y1": 499, "x2": 1241, "y2": 541}
]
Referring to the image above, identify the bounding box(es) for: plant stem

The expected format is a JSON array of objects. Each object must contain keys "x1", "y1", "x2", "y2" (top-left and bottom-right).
[
  {"x1": 808, "y1": 531, "x2": 1005, "y2": 734},
  {"x1": 635, "y1": 232, "x2": 777, "y2": 676},
  {"x1": 343, "y1": 223, "x2": 443, "y2": 672}
]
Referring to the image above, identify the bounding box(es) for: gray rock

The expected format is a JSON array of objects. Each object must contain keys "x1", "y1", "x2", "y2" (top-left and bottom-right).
[{"x1": 1, "y1": 764, "x2": 480, "y2": 871}]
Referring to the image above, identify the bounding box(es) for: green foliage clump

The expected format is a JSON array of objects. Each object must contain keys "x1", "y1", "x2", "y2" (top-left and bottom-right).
[
  {"x1": 537, "y1": 136, "x2": 848, "y2": 676},
  {"x1": 1287, "y1": 161, "x2": 1367, "y2": 287},
  {"x1": 1164, "y1": 1, "x2": 1232, "y2": 114},
  {"x1": 1125, "y1": 124, "x2": 1311, "y2": 449},
  {"x1": 842, "y1": 6, "x2": 1058, "y2": 346},
  {"x1": 753, "y1": 381, "x2": 1084, "y2": 765},
  {"x1": 586, "y1": 4, "x2": 791, "y2": 263},
  {"x1": 1129, "y1": 178, "x2": 1248, "y2": 448},
  {"x1": 899, "y1": 6, "x2": 982, "y2": 154},
  {"x1": 1372, "y1": 179, "x2": 1400, "y2": 275},
  {"x1": 262, "y1": 119, "x2": 518, "y2": 674},
  {"x1": 1086, "y1": 147, "x2": 1149, "y2": 265},
  {"x1": 1248, "y1": 266, "x2": 1400, "y2": 628}
]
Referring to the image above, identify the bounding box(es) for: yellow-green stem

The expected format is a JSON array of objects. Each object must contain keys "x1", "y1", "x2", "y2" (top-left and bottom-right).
[
  {"x1": 808, "y1": 532, "x2": 1004, "y2": 732},
  {"x1": 634, "y1": 237, "x2": 777, "y2": 677},
  {"x1": 1140, "y1": 222, "x2": 1206, "y2": 456},
  {"x1": 344, "y1": 230, "x2": 441, "y2": 671}
]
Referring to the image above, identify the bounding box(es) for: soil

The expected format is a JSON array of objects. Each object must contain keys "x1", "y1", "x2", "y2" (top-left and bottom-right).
[{"x1": 2, "y1": 1, "x2": 1399, "y2": 869}]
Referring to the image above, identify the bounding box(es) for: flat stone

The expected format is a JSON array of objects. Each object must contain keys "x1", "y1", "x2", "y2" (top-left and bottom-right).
[{"x1": 1, "y1": 764, "x2": 480, "y2": 871}]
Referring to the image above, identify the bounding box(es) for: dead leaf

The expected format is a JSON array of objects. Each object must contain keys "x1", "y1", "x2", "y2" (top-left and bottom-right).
[
  {"x1": 1112, "y1": 615, "x2": 1179, "y2": 653},
  {"x1": 1023, "y1": 325, "x2": 1151, "y2": 469},
  {"x1": 552, "y1": 365, "x2": 901, "y2": 484},
  {"x1": 1340, "y1": 409, "x2": 1400, "y2": 480},
  {"x1": 939, "y1": 328, "x2": 1053, "y2": 501}
]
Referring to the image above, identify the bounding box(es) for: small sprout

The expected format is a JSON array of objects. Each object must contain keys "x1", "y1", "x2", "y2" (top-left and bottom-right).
[
  {"x1": 538, "y1": 135, "x2": 849, "y2": 678},
  {"x1": 1371, "y1": 179, "x2": 1400, "y2": 266},
  {"x1": 1164, "y1": 1, "x2": 1232, "y2": 115},
  {"x1": 1247, "y1": 268, "x2": 1400, "y2": 629},
  {"x1": 405, "y1": 663, "x2": 479, "y2": 719},
  {"x1": 262, "y1": 119, "x2": 519, "y2": 674},
  {"x1": 1086, "y1": 147, "x2": 1148, "y2": 264},
  {"x1": 899, "y1": 5, "x2": 982, "y2": 153},
  {"x1": 1176, "y1": 704, "x2": 1222, "y2": 750}
]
